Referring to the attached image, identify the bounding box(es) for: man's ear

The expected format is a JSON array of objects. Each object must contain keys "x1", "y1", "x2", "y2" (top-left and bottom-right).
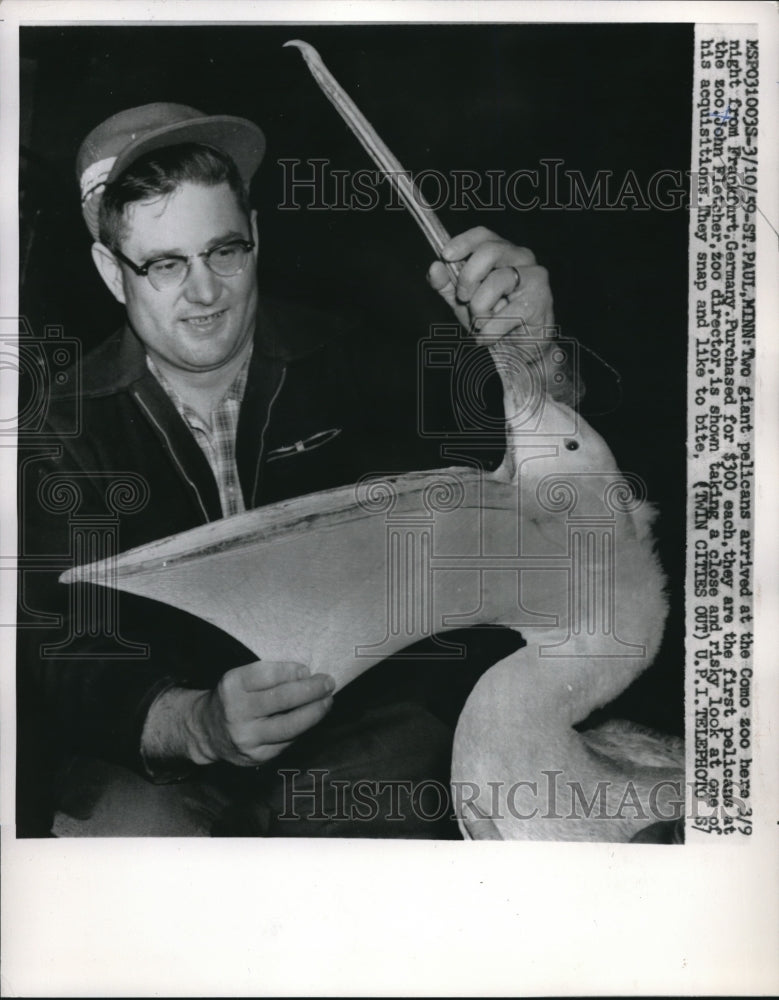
[{"x1": 91, "y1": 242, "x2": 127, "y2": 305}]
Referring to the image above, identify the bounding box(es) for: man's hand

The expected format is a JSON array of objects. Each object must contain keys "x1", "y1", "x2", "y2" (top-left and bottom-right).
[
  {"x1": 427, "y1": 226, "x2": 554, "y2": 345},
  {"x1": 143, "y1": 661, "x2": 335, "y2": 768},
  {"x1": 427, "y1": 226, "x2": 580, "y2": 405}
]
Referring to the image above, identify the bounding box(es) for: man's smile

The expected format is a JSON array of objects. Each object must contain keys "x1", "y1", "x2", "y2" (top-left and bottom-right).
[{"x1": 180, "y1": 308, "x2": 229, "y2": 329}]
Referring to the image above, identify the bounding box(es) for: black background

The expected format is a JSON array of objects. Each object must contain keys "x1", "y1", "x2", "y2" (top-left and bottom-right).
[{"x1": 20, "y1": 22, "x2": 692, "y2": 736}]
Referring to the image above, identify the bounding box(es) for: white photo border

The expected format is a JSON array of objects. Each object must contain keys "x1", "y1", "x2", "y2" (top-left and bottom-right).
[{"x1": 2, "y1": 2, "x2": 777, "y2": 997}]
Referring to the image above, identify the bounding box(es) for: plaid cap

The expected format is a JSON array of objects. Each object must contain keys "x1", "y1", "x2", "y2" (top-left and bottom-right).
[{"x1": 76, "y1": 102, "x2": 266, "y2": 240}]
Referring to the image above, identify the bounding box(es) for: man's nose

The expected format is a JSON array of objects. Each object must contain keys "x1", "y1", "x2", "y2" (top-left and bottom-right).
[{"x1": 182, "y1": 258, "x2": 221, "y2": 305}]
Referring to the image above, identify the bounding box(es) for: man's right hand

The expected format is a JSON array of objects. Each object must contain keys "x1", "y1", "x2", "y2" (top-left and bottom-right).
[{"x1": 142, "y1": 661, "x2": 335, "y2": 768}]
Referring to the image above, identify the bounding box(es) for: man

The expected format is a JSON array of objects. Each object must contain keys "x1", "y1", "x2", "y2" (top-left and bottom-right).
[{"x1": 17, "y1": 102, "x2": 574, "y2": 837}]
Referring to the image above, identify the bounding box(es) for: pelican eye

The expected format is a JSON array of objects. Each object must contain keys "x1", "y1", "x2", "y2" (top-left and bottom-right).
[{"x1": 564, "y1": 439, "x2": 579, "y2": 451}]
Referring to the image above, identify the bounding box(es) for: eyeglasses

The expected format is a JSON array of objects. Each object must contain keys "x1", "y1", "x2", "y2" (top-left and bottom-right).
[{"x1": 113, "y1": 239, "x2": 255, "y2": 291}]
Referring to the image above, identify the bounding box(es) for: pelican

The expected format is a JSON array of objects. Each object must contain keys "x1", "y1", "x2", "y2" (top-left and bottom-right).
[
  {"x1": 61, "y1": 340, "x2": 683, "y2": 843},
  {"x1": 451, "y1": 345, "x2": 684, "y2": 842}
]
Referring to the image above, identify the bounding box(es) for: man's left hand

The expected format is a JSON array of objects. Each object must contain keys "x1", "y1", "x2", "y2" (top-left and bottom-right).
[{"x1": 427, "y1": 226, "x2": 554, "y2": 345}]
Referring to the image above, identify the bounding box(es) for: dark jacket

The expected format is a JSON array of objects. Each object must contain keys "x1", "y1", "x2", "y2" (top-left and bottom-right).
[{"x1": 17, "y1": 296, "x2": 416, "y2": 831}]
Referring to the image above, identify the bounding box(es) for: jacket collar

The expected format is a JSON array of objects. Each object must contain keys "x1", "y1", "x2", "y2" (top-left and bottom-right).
[{"x1": 71, "y1": 295, "x2": 333, "y2": 399}]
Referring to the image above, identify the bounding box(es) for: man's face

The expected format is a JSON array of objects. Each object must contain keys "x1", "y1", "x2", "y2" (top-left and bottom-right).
[{"x1": 111, "y1": 181, "x2": 258, "y2": 375}]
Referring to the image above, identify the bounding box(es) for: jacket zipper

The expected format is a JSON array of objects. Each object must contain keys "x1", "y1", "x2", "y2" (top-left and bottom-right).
[
  {"x1": 251, "y1": 366, "x2": 287, "y2": 505},
  {"x1": 132, "y1": 390, "x2": 212, "y2": 523}
]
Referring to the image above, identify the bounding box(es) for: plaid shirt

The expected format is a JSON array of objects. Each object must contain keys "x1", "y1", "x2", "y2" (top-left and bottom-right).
[{"x1": 146, "y1": 351, "x2": 252, "y2": 518}]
